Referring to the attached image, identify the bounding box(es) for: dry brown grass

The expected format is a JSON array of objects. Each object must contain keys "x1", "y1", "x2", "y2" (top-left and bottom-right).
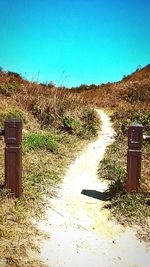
[
  {"x1": 0, "y1": 110, "x2": 90, "y2": 266},
  {"x1": 0, "y1": 72, "x2": 101, "y2": 266},
  {"x1": 71, "y1": 65, "x2": 150, "y2": 192},
  {"x1": 0, "y1": 65, "x2": 149, "y2": 264}
]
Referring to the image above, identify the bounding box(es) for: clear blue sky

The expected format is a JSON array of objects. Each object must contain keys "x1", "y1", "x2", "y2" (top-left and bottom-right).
[{"x1": 0, "y1": 0, "x2": 150, "y2": 87}]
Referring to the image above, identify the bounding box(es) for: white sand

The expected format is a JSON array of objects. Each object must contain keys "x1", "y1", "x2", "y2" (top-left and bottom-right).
[{"x1": 38, "y1": 110, "x2": 150, "y2": 267}]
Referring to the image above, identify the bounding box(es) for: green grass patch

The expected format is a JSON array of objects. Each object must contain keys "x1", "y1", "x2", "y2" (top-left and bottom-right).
[{"x1": 23, "y1": 133, "x2": 57, "y2": 152}]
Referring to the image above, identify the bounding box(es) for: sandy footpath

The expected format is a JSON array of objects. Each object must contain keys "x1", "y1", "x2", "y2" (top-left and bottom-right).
[{"x1": 38, "y1": 110, "x2": 150, "y2": 267}]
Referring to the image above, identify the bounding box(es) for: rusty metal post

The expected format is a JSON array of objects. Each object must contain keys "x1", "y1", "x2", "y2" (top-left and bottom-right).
[
  {"x1": 4, "y1": 119, "x2": 22, "y2": 197},
  {"x1": 125, "y1": 123, "x2": 143, "y2": 192}
]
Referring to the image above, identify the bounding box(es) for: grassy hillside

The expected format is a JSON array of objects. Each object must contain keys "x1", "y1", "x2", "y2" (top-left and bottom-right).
[
  {"x1": 71, "y1": 64, "x2": 150, "y2": 107},
  {"x1": 0, "y1": 65, "x2": 150, "y2": 265},
  {"x1": 97, "y1": 66, "x2": 150, "y2": 241},
  {"x1": 0, "y1": 70, "x2": 100, "y2": 266},
  {"x1": 72, "y1": 65, "x2": 150, "y2": 241},
  {"x1": 70, "y1": 65, "x2": 150, "y2": 192}
]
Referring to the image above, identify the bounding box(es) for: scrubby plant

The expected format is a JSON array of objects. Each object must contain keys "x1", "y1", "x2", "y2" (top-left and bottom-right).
[
  {"x1": 0, "y1": 109, "x2": 26, "y2": 128},
  {"x1": 0, "y1": 82, "x2": 16, "y2": 96},
  {"x1": 79, "y1": 109, "x2": 100, "y2": 139},
  {"x1": 111, "y1": 107, "x2": 150, "y2": 136},
  {"x1": 6, "y1": 109, "x2": 26, "y2": 121},
  {"x1": 61, "y1": 116, "x2": 81, "y2": 134},
  {"x1": 132, "y1": 111, "x2": 150, "y2": 132},
  {"x1": 99, "y1": 157, "x2": 126, "y2": 192},
  {"x1": 7, "y1": 71, "x2": 22, "y2": 79},
  {"x1": 121, "y1": 83, "x2": 150, "y2": 103}
]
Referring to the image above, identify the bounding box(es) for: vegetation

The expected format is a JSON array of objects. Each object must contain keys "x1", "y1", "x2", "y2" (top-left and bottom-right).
[
  {"x1": 98, "y1": 139, "x2": 150, "y2": 234},
  {"x1": 0, "y1": 64, "x2": 150, "y2": 265},
  {"x1": 23, "y1": 133, "x2": 58, "y2": 153},
  {"x1": 96, "y1": 65, "x2": 150, "y2": 241},
  {"x1": 0, "y1": 69, "x2": 101, "y2": 266}
]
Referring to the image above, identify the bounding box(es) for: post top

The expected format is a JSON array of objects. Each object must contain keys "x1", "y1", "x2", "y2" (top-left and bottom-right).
[
  {"x1": 4, "y1": 118, "x2": 22, "y2": 145},
  {"x1": 5, "y1": 118, "x2": 22, "y2": 123},
  {"x1": 129, "y1": 123, "x2": 143, "y2": 128}
]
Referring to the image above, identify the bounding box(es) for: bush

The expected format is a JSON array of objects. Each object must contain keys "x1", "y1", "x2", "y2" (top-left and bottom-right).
[
  {"x1": 79, "y1": 109, "x2": 100, "y2": 139},
  {"x1": 7, "y1": 71, "x2": 22, "y2": 79},
  {"x1": 32, "y1": 102, "x2": 56, "y2": 126},
  {"x1": 121, "y1": 82, "x2": 150, "y2": 103},
  {"x1": 61, "y1": 116, "x2": 81, "y2": 134},
  {"x1": 112, "y1": 107, "x2": 150, "y2": 136},
  {"x1": 0, "y1": 109, "x2": 26, "y2": 128},
  {"x1": 132, "y1": 112, "x2": 150, "y2": 132},
  {"x1": 99, "y1": 157, "x2": 126, "y2": 192},
  {"x1": 0, "y1": 83, "x2": 16, "y2": 96}
]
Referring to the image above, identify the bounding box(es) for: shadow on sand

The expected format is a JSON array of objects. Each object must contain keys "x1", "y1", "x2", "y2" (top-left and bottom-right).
[{"x1": 81, "y1": 189, "x2": 114, "y2": 201}]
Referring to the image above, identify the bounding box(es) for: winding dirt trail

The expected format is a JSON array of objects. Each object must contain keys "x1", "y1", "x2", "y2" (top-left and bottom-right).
[{"x1": 38, "y1": 110, "x2": 150, "y2": 267}]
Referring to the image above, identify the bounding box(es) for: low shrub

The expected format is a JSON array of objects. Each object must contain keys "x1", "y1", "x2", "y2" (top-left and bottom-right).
[
  {"x1": 61, "y1": 116, "x2": 81, "y2": 134},
  {"x1": 99, "y1": 157, "x2": 126, "y2": 192},
  {"x1": 32, "y1": 102, "x2": 56, "y2": 126},
  {"x1": 0, "y1": 109, "x2": 26, "y2": 128},
  {"x1": 121, "y1": 83, "x2": 150, "y2": 103},
  {"x1": 111, "y1": 106, "x2": 150, "y2": 136},
  {"x1": 0, "y1": 82, "x2": 16, "y2": 96},
  {"x1": 7, "y1": 71, "x2": 22, "y2": 79},
  {"x1": 79, "y1": 109, "x2": 100, "y2": 139},
  {"x1": 132, "y1": 111, "x2": 150, "y2": 132}
]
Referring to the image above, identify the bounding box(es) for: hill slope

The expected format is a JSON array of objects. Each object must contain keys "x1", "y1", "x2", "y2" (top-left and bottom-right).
[
  {"x1": 0, "y1": 69, "x2": 101, "y2": 266},
  {"x1": 0, "y1": 65, "x2": 149, "y2": 265}
]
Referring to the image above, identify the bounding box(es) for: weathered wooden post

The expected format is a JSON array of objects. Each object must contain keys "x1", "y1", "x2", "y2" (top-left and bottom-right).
[
  {"x1": 4, "y1": 119, "x2": 22, "y2": 197},
  {"x1": 125, "y1": 123, "x2": 143, "y2": 192}
]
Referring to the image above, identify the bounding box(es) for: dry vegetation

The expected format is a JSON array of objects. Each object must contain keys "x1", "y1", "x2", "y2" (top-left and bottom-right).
[
  {"x1": 71, "y1": 65, "x2": 150, "y2": 237},
  {"x1": 96, "y1": 66, "x2": 150, "y2": 241},
  {"x1": 0, "y1": 64, "x2": 150, "y2": 265},
  {"x1": 71, "y1": 64, "x2": 150, "y2": 240},
  {"x1": 70, "y1": 65, "x2": 150, "y2": 183},
  {"x1": 0, "y1": 69, "x2": 100, "y2": 266}
]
